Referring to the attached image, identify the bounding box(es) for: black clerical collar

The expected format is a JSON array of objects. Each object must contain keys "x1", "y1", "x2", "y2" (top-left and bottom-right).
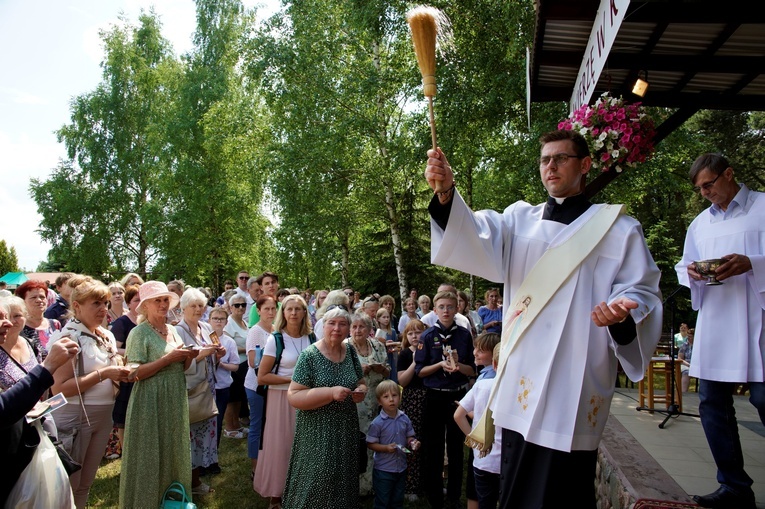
[{"x1": 542, "y1": 193, "x2": 592, "y2": 225}]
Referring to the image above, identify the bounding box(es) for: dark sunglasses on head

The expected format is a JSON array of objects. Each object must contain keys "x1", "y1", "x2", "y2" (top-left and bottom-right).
[
  {"x1": 326, "y1": 304, "x2": 348, "y2": 312},
  {"x1": 231, "y1": 303, "x2": 247, "y2": 309}
]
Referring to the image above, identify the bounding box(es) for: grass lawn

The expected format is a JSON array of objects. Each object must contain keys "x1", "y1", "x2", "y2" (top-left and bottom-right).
[
  {"x1": 89, "y1": 434, "x2": 441, "y2": 508},
  {"x1": 81, "y1": 373, "x2": 683, "y2": 507},
  {"x1": 89, "y1": 435, "x2": 264, "y2": 508}
]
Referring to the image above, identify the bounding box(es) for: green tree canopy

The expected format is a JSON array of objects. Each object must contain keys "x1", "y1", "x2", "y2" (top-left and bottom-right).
[{"x1": 0, "y1": 240, "x2": 20, "y2": 275}]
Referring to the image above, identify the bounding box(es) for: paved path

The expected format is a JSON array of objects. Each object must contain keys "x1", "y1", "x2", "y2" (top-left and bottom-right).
[{"x1": 609, "y1": 388, "x2": 765, "y2": 508}]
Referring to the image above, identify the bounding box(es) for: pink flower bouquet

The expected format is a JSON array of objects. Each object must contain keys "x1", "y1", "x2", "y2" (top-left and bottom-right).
[{"x1": 558, "y1": 93, "x2": 656, "y2": 173}]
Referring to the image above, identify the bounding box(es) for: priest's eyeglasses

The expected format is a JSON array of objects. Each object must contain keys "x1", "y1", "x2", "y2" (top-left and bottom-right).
[
  {"x1": 692, "y1": 172, "x2": 722, "y2": 193},
  {"x1": 539, "y1": 153, "x2": 582, "y2": 167}
]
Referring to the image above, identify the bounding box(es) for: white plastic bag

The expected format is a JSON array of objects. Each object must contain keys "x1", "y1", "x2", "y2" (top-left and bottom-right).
[{"x1": 5, "y1": 420, "x2": 75, "y2": 509}]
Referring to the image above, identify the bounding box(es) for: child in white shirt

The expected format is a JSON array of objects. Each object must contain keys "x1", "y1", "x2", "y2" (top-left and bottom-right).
[{"x1": 455, "y1": 344, "x2": 502, "y2": 509}]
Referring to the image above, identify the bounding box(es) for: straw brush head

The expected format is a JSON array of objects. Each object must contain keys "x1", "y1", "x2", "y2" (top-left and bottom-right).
[{"x1": 406, "y1": 6, "x2": 447, "y2": 97}]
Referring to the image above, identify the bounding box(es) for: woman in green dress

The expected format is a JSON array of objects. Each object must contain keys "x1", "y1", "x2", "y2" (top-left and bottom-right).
[
  {"x1": 283, "y1": 305, "x2": 367, "y2": 509},
  {"x1": 118, "y1": 282, "x2": 198, "y2": 508}
]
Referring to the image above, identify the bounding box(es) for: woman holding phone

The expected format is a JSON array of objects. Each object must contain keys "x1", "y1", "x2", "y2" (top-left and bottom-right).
[
  {"x1": 282, "y1": 305, "x2": 366, "y2": 509},
  {"x1": 118, "y1": 282, "x2": 198, "y2": 508},
  {"x1": 176, "y1": 288, "x2": 225, "y2": 495},
  {"x1": 346, "y1": 312, "x2": 389, "y2": 496},
  {"x1": 49, "y1": 278, "x2": 131, "y2": 509}
]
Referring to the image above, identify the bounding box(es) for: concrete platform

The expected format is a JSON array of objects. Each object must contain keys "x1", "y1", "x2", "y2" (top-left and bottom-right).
[{"x1": 603, "y1": 388, "x2": 765, "y2": 508}]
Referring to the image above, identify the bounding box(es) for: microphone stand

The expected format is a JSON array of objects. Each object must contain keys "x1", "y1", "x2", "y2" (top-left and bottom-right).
[{"x1": 636, "y1": 285, "x2": 699, "y2": 428}]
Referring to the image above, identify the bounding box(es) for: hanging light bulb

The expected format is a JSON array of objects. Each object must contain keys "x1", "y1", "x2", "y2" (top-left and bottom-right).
[{"x1": 632, "y1": 70, "x2": 649, "y2": 98}]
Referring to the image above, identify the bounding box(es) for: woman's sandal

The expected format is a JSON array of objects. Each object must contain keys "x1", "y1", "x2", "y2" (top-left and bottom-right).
[{"x1": 191, "y1": 482, "x2": 215, "y2": 495}]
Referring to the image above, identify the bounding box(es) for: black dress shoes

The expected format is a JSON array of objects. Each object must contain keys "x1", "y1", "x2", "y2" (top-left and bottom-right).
[{"x1": 692, "y1": 486, "x2": 756, "y2": 509}]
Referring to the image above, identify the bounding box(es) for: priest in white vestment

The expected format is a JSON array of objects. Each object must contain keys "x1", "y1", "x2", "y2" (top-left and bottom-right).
[
  {"x1": 675, "y1": 153, "x2": 765, "y2": 509},
  {"x1": 425, "y1": 129, "x2": 663, "y2": 508}
]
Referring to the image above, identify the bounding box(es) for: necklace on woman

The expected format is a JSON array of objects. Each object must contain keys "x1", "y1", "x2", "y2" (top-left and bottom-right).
[
  {"x1": 149, "y1": 322, "x2": 168, "y2": 338},
  {"x1": 289, "y1": 334, "x2": 305, "y2": 356},
  {"x1": 353, "y1": 337, "x2": 370, "y2": 357}
]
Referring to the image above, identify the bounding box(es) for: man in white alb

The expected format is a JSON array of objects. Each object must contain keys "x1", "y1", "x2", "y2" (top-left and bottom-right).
[
  {"x1": 424, "y1": 129, "x2": 663, "y2": 508},
  {"x1": 676, "y1": 153, "x2": 764, "y2": 509}
]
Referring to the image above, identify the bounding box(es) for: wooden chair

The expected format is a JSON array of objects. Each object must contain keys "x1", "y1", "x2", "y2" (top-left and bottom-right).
[
  {"x1": 638, "y1": 357, "x2": 683, "y2": 411},
  {"x1": 638, "y1": 333, "x2": 683, "y2": 411}
]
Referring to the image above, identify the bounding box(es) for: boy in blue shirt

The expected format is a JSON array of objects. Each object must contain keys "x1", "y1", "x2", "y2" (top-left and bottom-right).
[
  {"x1": 414, "y1": 290, "x2": 475, "y2": 509},
  {"x1": 366, "y1": 380, "x2": 420, "y2": 509}
]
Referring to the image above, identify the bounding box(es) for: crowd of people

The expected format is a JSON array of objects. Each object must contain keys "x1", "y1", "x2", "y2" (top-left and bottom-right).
[
  {"x1": 0, "y1": 267, "x2": 505, "y2": 509},
  {"x1": 2, "y1": 130, "x2": 763, "y2": 509}
]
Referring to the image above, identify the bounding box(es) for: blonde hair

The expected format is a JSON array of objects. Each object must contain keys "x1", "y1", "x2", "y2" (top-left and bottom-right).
[
  {"x1": 167, "y1": 280, "x2": 185, "y2": 294},
  {"x1": 273, "y1": 294, "x2": 311, "y2": 336},
  {"x1": 316, "y1": 289, "x2": 350, "y2": 320},
  {"x1": 120, "y1": 272, "x2": 144, "y2": 287},
  {"x1": 376, "y1": 307, "x2": 391, "y2": 332},
  {"x1": 209, "y1": 307, "x2": 229, "y2": 321},
  {"x1": 375, "y1": 379, "x2": 400, "y2": 399},
  {"x1": 474, "y1": 332, "x2": 501, "y2": 353},
  {"x1": 70, "y1": 277, "x2": 110, "y2": 320},
  {"x1": 432, "y1": 291, "x2": 457, "y2": 306},
  {"x1": 108, "y1": 281, "x2": 125, "y2": 308},
  {"x1": 66, "y1": 274, "x2": 90, "y2": 291}
]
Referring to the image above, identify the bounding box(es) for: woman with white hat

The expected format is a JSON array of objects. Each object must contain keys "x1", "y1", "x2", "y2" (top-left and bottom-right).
[{"x1": 118, "y1": 281, "x2": 199, "y2": 508}]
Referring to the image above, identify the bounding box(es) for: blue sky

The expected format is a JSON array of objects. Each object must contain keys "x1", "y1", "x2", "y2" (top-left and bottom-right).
[{"x1": 0, "y1": 0, "x2": 275, "y2": 271}]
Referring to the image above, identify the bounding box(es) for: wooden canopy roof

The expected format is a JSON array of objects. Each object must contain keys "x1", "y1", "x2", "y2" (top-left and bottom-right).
[
  {"x1": 530, "y1": 0, "x2": 765, "y2": 111},
  {"x1": 528, "y1": 0, "x2": 765, "y2": 195}
]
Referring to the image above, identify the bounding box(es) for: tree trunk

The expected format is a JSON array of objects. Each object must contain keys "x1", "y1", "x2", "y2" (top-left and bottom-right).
[
  {"x1": 372, "y1": 38, "x2": 408, "y2": 305},
  {"x1": 341, "y1": 229, "x2": 349, "y2": 287}
]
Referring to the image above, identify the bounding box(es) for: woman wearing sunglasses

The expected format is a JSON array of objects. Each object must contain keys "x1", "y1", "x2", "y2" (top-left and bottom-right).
[{"x1": 223, "y1": 294, "x2": 250, "y2": 438}]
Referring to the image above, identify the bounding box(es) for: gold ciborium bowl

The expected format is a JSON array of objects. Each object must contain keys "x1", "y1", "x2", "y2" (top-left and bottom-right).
[{"x1": 694, "y1": 258, "x2": 724, "y2": 285}]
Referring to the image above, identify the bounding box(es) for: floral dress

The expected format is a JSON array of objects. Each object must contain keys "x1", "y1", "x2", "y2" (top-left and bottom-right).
[
  {"x1": 347, "y1": 337, "x2": 389, "y2": 496},
  {"x1": 177, "y1": 320, "x2": 218, "y2": 469},
  {"x1": 20, "y1": 320, "x2": 60, "y2": 361},
  {"x1": 0, "y1": 340, "x2": 41, "y2": 390}
]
